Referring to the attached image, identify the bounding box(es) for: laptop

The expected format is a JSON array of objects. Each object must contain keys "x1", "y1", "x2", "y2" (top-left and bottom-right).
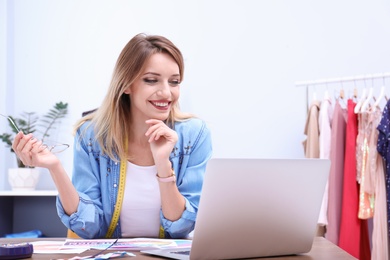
[{"x1": 142, "y1": 158, "x2": 330, "y2": 260}]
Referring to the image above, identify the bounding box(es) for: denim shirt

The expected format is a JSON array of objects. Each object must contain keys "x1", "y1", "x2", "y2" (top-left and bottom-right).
[{"x1": 56, "y1": 118, "x2": 213, "y2": 239}]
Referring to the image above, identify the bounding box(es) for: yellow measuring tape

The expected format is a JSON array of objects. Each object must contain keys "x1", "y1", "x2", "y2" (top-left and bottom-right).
[
  {"x1": 105, "y1": 157, "x2": 165, "y2": 238},
  {"x1": 105, "y1": 158, "x2": 127, "y2": 238}
]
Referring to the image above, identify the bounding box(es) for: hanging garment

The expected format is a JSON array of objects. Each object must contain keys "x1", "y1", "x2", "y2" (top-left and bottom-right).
[
  {"x1": 303, "y1": 100, "x2": 321, "y2": 158},
  {"x1": 354, "y1": 108, "x2": 374, "y2": 260},
  {"x1": 367, "y1": 107, "x2": 389, "y2": 260},
  {"x1": 376, "y1": 99, "x2": 390, "y2": 253},
  {"x1": 319, "y1": 97, "x2": 333, "y2": 161},
  {"x1": 302, "y1": 99, "x2": 323, "y2": 236},
  {"x1": 357, "y1": 111, "x2": 375, "y2": 219},
  {"x1": 318, "y1": 97, "x2": 333, "y2": 226},
  {"x1": 356, "y1": 113, "x2": 366, "y2": 185},
  {"x1": 338, "y1": 99, "x2": 362, "y2": 258},
  {"x1": 325, "y1": 100, "x2": 347, "y2": 245}
]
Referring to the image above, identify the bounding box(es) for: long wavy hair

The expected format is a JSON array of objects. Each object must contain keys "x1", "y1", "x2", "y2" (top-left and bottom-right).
[{"x1": 74, "y1": 33, "x2": 193, "y2": 161}]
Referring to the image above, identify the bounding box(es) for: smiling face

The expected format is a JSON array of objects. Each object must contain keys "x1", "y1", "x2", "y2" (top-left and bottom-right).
[{"x1": 125, "y1": 52, "x2": 181, "y2": 122}]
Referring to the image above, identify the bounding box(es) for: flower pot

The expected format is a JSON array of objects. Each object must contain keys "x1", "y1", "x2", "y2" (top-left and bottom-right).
[{"x1": 8, "y1": 168, "x2": 40, "y2": 191}]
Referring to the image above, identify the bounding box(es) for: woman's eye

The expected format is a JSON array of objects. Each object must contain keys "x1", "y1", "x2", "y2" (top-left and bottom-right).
[
  {"x1": 169, "y1": 80, "x2": 181, "y2": 86},
  {"x1": 143, "y1": 78, "x2": 157, "y2": 84}
]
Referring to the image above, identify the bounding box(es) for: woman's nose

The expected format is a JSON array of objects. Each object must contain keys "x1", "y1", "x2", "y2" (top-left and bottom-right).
[{"x1": 157, "y1": 82, "x2": 170, "y2": 97}]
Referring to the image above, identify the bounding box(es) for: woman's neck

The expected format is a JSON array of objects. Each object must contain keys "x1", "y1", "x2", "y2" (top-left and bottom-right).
[
  {"x1": 127, "y1": 131, "x2": 154, "y2": 166},
  {"x1": 128, "y1": 118, "x2": 150, "y2": 145}
]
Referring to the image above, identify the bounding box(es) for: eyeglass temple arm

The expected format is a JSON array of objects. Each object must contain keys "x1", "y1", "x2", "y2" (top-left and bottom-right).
[
  {"x1": 8, "y1": 118, "x2": 21, "y2": 133},
  {"x1": 0, "y1": 113, "x2": 22, "y2": 133}
]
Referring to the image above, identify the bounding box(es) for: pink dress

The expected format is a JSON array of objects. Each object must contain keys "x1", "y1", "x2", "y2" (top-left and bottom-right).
[{"x1": 325, "y1": 100, "x2": 347, "y2": 245}]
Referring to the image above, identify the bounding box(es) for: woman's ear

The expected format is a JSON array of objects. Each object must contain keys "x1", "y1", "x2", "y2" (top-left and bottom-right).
[{"x1": 124, "y1": 86, "x2": 131, "y2": 94}]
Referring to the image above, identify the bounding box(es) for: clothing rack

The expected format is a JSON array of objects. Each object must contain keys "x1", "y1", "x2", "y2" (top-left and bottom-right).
[
  {"x1": 296, "y1": 72, "x2": 390, "y2": 110},
  {"x1": 295, "y1": 72, "x2": 390, "y2": 87}
]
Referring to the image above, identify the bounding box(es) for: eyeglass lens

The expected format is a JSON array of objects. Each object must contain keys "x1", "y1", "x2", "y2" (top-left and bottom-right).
[
  {"x1": 46, "y1": 143, "x2": 70, "y2": 154},
  {"x1": 1, "y1": 113, "x2": 70, "y2": 154}
]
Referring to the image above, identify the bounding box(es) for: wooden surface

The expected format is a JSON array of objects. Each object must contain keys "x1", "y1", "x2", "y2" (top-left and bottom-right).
[{"x1": 0, "y1": 236, "x2": 357, "y2": 259}]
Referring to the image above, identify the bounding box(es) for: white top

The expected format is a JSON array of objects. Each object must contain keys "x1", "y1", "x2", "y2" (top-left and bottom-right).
[{"x1": 120, "y1": 161, "x2": 161, "y2": 238}]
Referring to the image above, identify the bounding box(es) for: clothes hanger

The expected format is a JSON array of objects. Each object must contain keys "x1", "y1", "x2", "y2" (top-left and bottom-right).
[
  {"x1": 353, "y1": 88, "x2": 358, "y2": 101},
  {"x1": 350, "y1": 79, "x2": 358, "y2": 102},
  {"x1": 339, "y1": 81, "x2": 345, "y2": 100},
  {"x1": 360, "y1": 87, "x2": 374, "y2": 112},
  {"x1": 323, "y1": 83, "x2": 330, "y2": 101},
  {"x1": 324, "y1": 89, "x2": 330, "y2": 100},
  {"x1": 360, "y1": 78, "x2": 375, "y2": 112},
  {"x1": 354, "y1": 82, "x2": 367, "y2": 114},
  {"x1": 384, "y1": 76, "x2": 389, "y2": 102},
  {"x1": 372, "y1": 86, "x2": 385, "y2": 112},
  {"x1": 312, "y1": 85, "x2": 318, "y2": 102},
  {"x1": 373, "y1": 76, "x2": 387, "y2": 111},
  {"x1": 337, "y1": 81, "x2": 348, "y2": 108}
]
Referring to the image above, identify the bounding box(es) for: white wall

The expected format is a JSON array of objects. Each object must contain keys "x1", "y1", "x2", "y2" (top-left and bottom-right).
[
  {"x1": 0, "y1": 0, "x2": 7, "y2": 190},
  {"x1": 2, "y1": 0, "x2": 390, "y2": 190}
]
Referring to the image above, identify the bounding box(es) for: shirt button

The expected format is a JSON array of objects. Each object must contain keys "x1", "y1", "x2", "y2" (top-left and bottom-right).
[{"x1": 113, "y1": 184, "x2": 117, "y2": 188}]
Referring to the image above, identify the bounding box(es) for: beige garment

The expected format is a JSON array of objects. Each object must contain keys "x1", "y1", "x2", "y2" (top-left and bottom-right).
[
  {"x1": 303, "y1": 100, "x2": 321, "y2": 158},
  {"x1": 356, "y1": 112, "x2": 366, "y2": 184},
  {"x1": 371, "y1": 156, "x2": 389, "y2": 260},
  {"x1": 357, "y1": 112, "x2": 375, "y2": 219},
  {"x1": 366, "y1": 108, "x2": 388, "y2": 260}
]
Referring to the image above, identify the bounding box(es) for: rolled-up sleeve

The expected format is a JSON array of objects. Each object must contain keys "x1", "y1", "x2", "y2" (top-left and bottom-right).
[
  {"x1": 56, "y1": 126, "x2": 108, "y2": 238},
  {"x1": 161, "y1": 119, "x2": 213, "y2": 238}
]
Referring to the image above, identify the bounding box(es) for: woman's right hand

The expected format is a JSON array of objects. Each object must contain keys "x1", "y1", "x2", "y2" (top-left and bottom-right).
[
  {"x1": 12, "y1": 132, "x2": 60, "y2": 170},
  {"x1": 13, "y1": 132, "x2": 79, "y2": 216}
]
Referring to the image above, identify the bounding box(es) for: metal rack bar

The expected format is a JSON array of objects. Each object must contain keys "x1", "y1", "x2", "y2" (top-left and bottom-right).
[{"x1": 295, "y1": 72, "x2": 390, "y2": 87}]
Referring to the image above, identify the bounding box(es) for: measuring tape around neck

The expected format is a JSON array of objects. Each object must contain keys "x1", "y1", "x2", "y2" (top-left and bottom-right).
[
  {"x1": 105, "y1": 158, "x2": 127, "y2": 238},
  {"x1": 105, "y1": 156, "x2": 165, "y2": 239}
]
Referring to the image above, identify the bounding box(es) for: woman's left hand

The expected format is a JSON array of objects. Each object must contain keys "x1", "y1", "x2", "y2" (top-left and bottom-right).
[
  {"x1": 145, "y1": 119, "x2": 178, "y2": 164},
  {"x1": 12, "y1": 132, "x2": 60, "y2": 169}
]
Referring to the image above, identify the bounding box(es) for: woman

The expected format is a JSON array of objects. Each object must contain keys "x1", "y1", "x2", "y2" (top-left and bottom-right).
[{"x1": 12, "y1": 33, "x2": 213, "y2": 239}]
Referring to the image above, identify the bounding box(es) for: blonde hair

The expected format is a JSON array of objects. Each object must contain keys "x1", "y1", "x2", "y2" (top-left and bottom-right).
[{"x1": 74, "y1": 33, "x2": 193, "y2": 161}]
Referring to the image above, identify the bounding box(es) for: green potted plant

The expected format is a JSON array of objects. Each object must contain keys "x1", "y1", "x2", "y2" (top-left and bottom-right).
[{"x1": 0, "y1": 102, "x2": 68, "y2": 190}]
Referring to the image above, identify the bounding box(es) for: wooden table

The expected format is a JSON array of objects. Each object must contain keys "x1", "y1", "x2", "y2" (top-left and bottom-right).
[{"x1": 0, "y1": 236, "x2": 357, "y2": 259}]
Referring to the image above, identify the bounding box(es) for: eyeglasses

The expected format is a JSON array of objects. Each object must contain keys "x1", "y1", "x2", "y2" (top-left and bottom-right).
[
  {"x1": 90, "y1": 237, "x2": 119, "y2": 258},
  {"x1": 0, "y1": 113, "x2": 70, "y2": 154}
]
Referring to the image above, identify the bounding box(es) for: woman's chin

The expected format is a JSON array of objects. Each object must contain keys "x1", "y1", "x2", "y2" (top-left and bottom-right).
[{"x1": 149, "y1": 113, "x2": 170, "y2": 121}]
